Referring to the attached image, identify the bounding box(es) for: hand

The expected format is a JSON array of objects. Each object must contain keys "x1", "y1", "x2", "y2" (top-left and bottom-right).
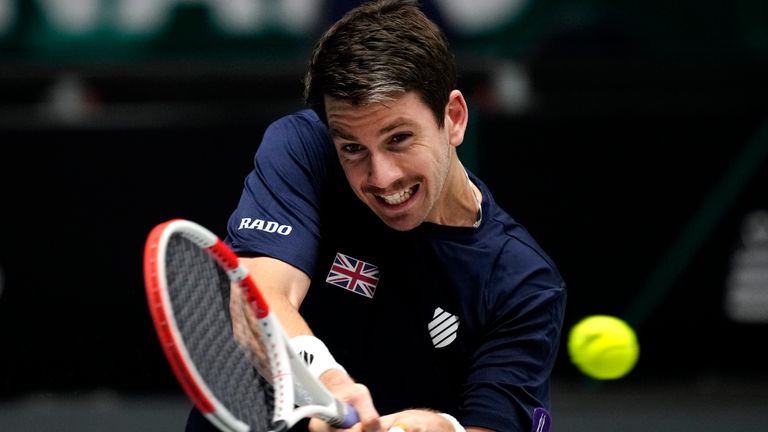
[
  {"x1": 308, "y1": 369, "x2": 384, "y2": 432},
  {"x1": 379, "y1": 409, "x2": 456, "y2": 432}
]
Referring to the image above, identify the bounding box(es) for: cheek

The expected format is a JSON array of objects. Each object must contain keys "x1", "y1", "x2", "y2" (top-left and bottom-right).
[
  {"x1": 342, "y1": 165, "x2": 365, "y2": 189},
  {"x1": 425, "y1": 143, "x2": 451, "y2": 173}
]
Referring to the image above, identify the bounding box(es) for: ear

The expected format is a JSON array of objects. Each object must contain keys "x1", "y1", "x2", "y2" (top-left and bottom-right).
[{"x1": 444, "y1": 90, "x2": 468, "y2": 148}]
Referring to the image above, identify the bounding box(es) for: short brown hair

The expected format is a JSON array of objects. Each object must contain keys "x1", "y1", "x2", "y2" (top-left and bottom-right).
[{"x1": 303, "y1": 0, "x2": 457, "y2": 128}]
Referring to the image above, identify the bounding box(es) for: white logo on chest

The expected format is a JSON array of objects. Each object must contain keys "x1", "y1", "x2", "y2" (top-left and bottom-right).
[{"x1": 428, "y1": 307, "x2": 459, "y2": 348}]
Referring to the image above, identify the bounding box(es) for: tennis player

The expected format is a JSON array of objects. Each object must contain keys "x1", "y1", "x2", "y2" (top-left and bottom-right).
[{"x1": 187, "y1": 1, "x2": 566, "y2": 431}]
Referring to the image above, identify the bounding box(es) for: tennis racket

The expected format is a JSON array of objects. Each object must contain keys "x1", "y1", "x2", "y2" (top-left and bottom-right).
[{"x1": 143, "y1": 218, "x2": 359, "y2": 432}]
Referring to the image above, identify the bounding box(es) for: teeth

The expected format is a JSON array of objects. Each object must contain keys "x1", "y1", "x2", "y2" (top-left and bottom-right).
[{"x1": 379, "y1": 187, "x2": 413, "y2": 205}]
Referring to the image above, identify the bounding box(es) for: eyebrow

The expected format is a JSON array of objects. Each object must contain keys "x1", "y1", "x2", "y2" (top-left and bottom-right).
[
  {"x1": 328, "y1": 127, "x2": 356, "y2": 141},
  {"x1": 329, "y1": 118, "x2": 415, "y2": 141},
  {"x1": 379, "y1": 119, "x2": 413, "y2": 135}
]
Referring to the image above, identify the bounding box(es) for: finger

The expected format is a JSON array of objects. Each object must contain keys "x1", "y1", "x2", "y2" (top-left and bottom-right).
[
  {"x1": 342, "y1": 383, "x2": 382, "y2": 432},
  {"x1": 380, "y1": 416, "x2": 408, "y2": 432},
  {"x1": 308, "y1": 417, "x2": 335, "y2": 432},
  {"x1": 320, "y1": 372, "x2": 381, "y2": 431}
]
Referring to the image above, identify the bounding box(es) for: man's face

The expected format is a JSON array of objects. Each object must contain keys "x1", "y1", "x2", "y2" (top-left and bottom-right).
[{"x1": 325, "y1": 91, "x2": 455, "y2": 231}]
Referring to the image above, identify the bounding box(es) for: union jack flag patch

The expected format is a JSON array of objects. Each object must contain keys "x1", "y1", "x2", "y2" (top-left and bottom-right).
[{"x1": 326, "y1": 252, "x2": 380, "y2": 299}]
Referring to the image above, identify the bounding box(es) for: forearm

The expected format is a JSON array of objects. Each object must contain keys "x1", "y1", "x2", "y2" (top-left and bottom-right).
[
  {"x1": 264, "y1": 285, "x2": 314, "y2": 336},
  {"x1": 239, "y1": 255, "x2": 313, "y2": 337},
  {"x1": 238, "y1": 255, "x2": 349, "y2": 379}
]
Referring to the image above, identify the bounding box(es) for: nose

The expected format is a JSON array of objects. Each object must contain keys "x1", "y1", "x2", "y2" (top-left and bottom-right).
[{"x1": 367, "y1": 152, "x2": 402, "y2": 189}]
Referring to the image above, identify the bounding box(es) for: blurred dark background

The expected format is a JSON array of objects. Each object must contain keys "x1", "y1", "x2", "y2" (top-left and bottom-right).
[{"x1": 1, "y1": 0, "x2": 767, "y2": 430}]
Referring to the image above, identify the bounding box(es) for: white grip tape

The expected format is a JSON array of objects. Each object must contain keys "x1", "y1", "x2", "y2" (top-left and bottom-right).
[
  {"x1": 289, "y1": 335, "x2": 347, "y2": 378},
  {"x1": 439, "y1": 413, "x2": 466, "y2": 432}
]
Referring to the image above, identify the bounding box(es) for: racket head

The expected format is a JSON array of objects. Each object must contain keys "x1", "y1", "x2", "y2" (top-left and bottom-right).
[{"x1": 143, "y1": 219, "x2": 274, "y2": 432}]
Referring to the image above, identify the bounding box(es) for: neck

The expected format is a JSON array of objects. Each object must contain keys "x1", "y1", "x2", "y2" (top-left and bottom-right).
[
  {"x1": 428, "y1": 159, "x2": 482, "y2": 227},
  {"x1": 466, "y1": 168, "x2": 483, "y2": 228}
]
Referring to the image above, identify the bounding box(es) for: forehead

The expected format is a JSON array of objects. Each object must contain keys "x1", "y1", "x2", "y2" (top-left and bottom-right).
[{"x1": 325, "y1": 92, "x2": 435, "y2": 135}]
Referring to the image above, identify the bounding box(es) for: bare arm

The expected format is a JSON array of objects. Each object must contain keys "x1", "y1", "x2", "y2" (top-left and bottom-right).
[
  {"x1": 238, "y1": 255, "x2": 384, "y2": 432},
  {"x1": 239, "y1": 255, "x2": 313, "y2": 337}
]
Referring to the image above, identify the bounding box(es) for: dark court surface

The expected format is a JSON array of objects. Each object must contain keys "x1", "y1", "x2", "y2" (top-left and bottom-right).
[
  {"x1": 551, "y1": 376, "x2": 768, "y2": 432},
  {"x1": 1, "y1": 376, "x2": 767, "y2": 432}
]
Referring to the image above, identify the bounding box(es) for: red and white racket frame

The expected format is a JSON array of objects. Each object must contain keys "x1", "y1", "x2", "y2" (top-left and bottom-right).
[{"x1": 143, "y1": 219, "x2": 352, "y2": 432}]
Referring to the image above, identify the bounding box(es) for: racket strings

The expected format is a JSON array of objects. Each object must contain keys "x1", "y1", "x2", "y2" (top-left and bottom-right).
[{"x1": 166, "y1": 235, "x2": 274, "y2": 431}]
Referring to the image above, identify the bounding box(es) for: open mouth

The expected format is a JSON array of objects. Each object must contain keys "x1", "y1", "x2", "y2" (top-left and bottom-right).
[{"x1": 376, "y1": 184, "x2": 419, "y2": 206}]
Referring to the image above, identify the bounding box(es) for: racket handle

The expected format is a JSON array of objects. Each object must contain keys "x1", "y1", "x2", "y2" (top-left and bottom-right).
[{"x1": 335, "y1": 404, "x2": 360, "y2": 428}]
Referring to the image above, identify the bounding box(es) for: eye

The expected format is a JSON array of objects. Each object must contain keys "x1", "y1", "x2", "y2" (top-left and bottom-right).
[
  {"x1": 341, "y1": 143, "x2": 364, "y2": 154},
  {"x1": 390, "y1": 133, "x2": 411, "y2": 145}
]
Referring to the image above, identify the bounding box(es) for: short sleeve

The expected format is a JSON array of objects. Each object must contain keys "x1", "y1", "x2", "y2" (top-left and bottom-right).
[
  {"x1": 461, "y1": 232, "x2": 567, "y2": 431},
  {"x1": 225, "y1": 110, "x2": 338, "y2": 276}
]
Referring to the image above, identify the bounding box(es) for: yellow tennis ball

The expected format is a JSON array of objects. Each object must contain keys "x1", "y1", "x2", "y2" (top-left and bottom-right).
[{"x1": 568, "y1": 315, "x2": 639, "y2": 380}]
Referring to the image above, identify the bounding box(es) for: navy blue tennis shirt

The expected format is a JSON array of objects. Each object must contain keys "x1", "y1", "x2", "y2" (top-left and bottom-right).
[{"x1": 225, "y1": 109, "x2": 566, "y2": 431}]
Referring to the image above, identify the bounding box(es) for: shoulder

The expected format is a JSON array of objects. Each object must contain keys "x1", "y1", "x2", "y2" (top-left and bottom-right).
[
  {"x1": 257, "y1": 109, "x2": 336, "y2": 171},
  {"x1": 265, "y1": 109, "x2": 328, "y2": 140},
  {"x1": 472, "y1": 175, "x2": 559, "y2": 273},
  {"x1": 472, "y1": 177, "x2": 565, "y2": 302},
  {"x1": 488, "y1": 210, "x2": 563, "y2": 287}
]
